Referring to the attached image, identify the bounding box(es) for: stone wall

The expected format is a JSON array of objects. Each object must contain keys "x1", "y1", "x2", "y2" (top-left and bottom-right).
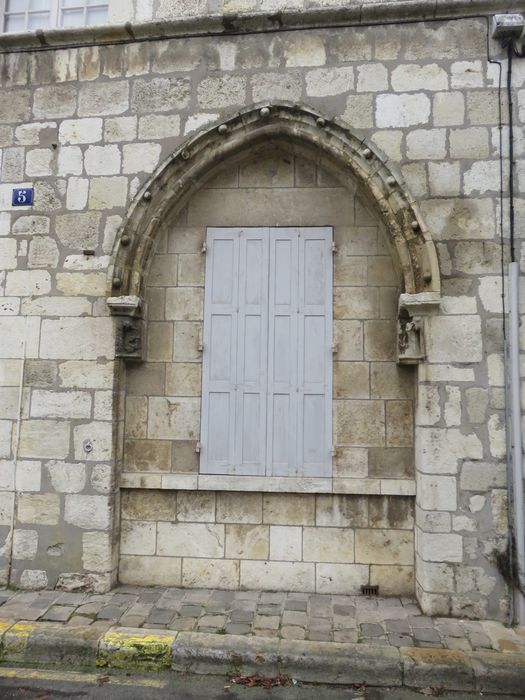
[
  {"x1": 120, "y1": 490, "x2": 414, "y2": 594},
  {"x1": 0, "y1": 13, "x2": 519, "y2": 619}
]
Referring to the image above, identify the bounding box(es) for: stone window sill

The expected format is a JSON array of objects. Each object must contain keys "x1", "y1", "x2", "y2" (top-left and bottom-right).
[{"x1": 120, "y1": 472, "x2": 415, "y2": 496}]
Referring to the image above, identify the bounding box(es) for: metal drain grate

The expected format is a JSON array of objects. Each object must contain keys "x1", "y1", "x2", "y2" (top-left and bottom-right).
[{"x1": 360, "y1": 584, "x2": 379, "y2": 596}]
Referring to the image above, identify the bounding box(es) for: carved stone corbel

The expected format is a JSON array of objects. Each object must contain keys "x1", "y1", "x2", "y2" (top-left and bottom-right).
[
  {"x1": 397, "y1": 292, "x2": 441, "y2": 365},
  {"x1": 107, "y1": 295, "x2": 144, "y2": 362}
]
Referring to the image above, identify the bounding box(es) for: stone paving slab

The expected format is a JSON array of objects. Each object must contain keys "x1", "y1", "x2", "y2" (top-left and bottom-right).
[{"x1": 0, "y1": 585, "x2": 523, "y2": 655}]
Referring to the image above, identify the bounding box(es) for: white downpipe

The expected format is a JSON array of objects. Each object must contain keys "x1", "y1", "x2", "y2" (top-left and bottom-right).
[{"x1": 509, "y1": 261, "x2": 525, "y2": 624}]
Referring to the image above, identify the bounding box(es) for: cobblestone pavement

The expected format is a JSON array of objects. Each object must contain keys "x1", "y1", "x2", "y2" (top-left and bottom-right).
[{"x1": 0, "y1": 586, "x2": 523, "y2": 654}]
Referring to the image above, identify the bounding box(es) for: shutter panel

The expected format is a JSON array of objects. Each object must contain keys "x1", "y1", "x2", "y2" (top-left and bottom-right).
[
  {"x1": 201, "y1": 227, "x2": 269, "y2": 475},
  {"x1": 267, "y1": 228, "x2": 300, "y2": 476},
  {"x1": 200, "y1": 228, "x2": 240, "y2": 474},
  {"x1": 234, "y1": 229, "x2": 269, "y2": 475},
  {"x1": 267, "y1": 227, "x2": 332, "y2": 477},
  {"x1": 297, "y1": 228, "x2": 333, "y2": 477}
]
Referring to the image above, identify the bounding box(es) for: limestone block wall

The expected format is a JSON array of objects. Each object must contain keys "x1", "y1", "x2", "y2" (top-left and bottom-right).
[
  {"x1": 0, "y1": 13, "x2": 519, "y2": 620},
  {"x1": 119, "y1": 490, "x2": 414, "y2": 594}
]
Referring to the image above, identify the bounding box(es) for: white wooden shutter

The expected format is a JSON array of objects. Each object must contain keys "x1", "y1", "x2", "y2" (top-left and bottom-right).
[
  {"x1": 267, "y1": 227, "x2": 332, "y2": 477},
  {"x1": 201, "y1": 228, "x2": 269, "y2": 475},
  {"x1": 201, "y1": 226, "x2": 332, "y2": 478},
  {"x1": 234, "y1": 229, "x2": 269, "y2": 475},
  {"x1": 296, "y1": 228, "x2": 333, "y2": 477},
  {"x1": 267, "y1": 229, "x2": 299, "y2": 476}
]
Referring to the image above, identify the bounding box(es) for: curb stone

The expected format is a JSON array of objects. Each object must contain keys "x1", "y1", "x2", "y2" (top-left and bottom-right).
[
  {"x1": 0, "y1": 622, "x2": 524, "y2": 693},
  {"x1": 400, "y1": 647, "x2": 474, "y2": 691},
  {"x1": 97, "y1": 627, "x2": 178, "y2": 671}
]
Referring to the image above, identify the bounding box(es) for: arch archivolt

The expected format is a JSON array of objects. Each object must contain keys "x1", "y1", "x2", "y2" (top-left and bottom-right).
[{"x1": 107, "y1": 102, "x2": 441, "y2": 362}]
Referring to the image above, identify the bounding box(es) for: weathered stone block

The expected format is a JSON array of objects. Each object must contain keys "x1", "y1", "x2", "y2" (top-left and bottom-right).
[
  {"x1": 17, "y1": 493, "x2": 60, "y2": 526},
  {"x1": 88, "y1": 176, "x2": 128, "y2": 209},
  {"x1": 15, "y1": 460, "x2": 41, "y2": 492},
  {"x1": 370, "y1": 565, "x2": 414, "y2": 596},
  {"x1": 417, "y1": 428, "x2": 483, "y2": 475},
  {"x1": 148, "y1": 396, "x2": 200, "y2": 441},
  {"x1": 64, "y1": 494, "x2": 111, "y2": 530},
  {"x1": 13, "y1": 529, "x2": 38, "y2": 560},
  {"x1": 30, "y1": 390, "x2": 91, "y2": 419},
  {"x1": 84, "y1": 145, "x2": 121, "y2": 175},
  {"x1": 166, "y1": 288, "x2": 203, "y2": 321},
  {"x1": 59, "y1": 118, "x2": 102, "y2": 145},
  {"x1": 165, "y1": 363, "x2": 201, "y2": 397},
  {"x1": 306, "y1": 67, "x2": 354, "y2": 96},
  {"x1": 355, "y1": 529, "x2": 413, "y2": 565},
  {"x1": 262, "y1": 493, "x2": 315, "y2": 526},
  {"x1": 334, "y1": 400, "x2": 385, "y2": 447},
  {"x1": 177, "y1": 491, "x2": 215, "y2": 522},
  {"x1": 47, "y1": 460, "x2": 86, "y2": 493},
  {"x1": 123, "y1": 143, "x2": 161, "y2": 174},
  {"x1": 157, "y1": 522, "x2": 224, "y2": 557},
  {"x1": 120, "y1": 520, "x2": 156, "y2": 555},
  {"x1": 82, "y1": 531, "x2": 112, "y2": 572},
  {"x1": 240, "y1": 561, "x2": 314, "y2": 592},
  {"x1": 316, "y1": 563, "x2": 369, "y2": 594},
  {"x1": 418, "y1": 474, "x2": 457, "y2": 512},
  {"x1": 119, "y1": 554, "x2": 181, "y2": 586},
  {"x1": 426, "y1": 316, "x2": 482, "y2": 363},
  {"x1": 251, "y1": 72, "x2": 303, "y2": 103},
  {"x1": 460, "y1": 461, "x2": 506, "y2": 491},
  {"x1": 406, "y1": 129, "x2": 446, "y2": 160},
  {"x1": 334, "y1": 288, "x2": 378, "y2": 320},
  {"x1": 369, "y1": 496, "x2": 414, "y2": 529},
  {"x1": 72, "y1": 422, "x2": 111, "y2": 463},
  {"x1": 392, "y1": 64, "x2": 448, "y2": 92},
  {"x1": 303, "y1": 527, "x2": 354, "y2": 563},
  {"x1": 5, "y1": 271, "x2": 51, "y2": 297},
  {"x1": 132, "y1": 77, "x2": 190, "y2": 112},
  {"x1": 120, "y1": 491, "x2": 174, "y2": 524},
  {"x1": 33, "y1": 85, "x2": 76, "y2": 119},
  {"x1": 40, "y1": 318, "x2": 114, "y2": 360},
  {"x1": 417, "y1": 531, "x2": 463, "y2": 563},
  {"x1": 284, "y1": 35, "x2": 326, "y2": 67},
  {"x1": 216, "y1": 492, "x2": 262, "y2": 524},
  {"x1": 79, "y1": 81, "x2": 129, "y2": 117},
  {"x1": 59, "y1": 360, "x2": 114, "y2": 389},
  {"x1": 104, "y1": 116, "x2": 137, "y2": 143},
  {"x1": 225, "y1": 524, "x2": 269, "y2": 560},
  {"x1": 376, "y1": 94, "x2": 430, "y2": 128},
  {"x1": 183, "y1": 558, "x2": 239, "y2": 589},
  {"x1": 25, "y1": 148, "x2": 53, "y2": 177},
  {"x1": 269, "y1": 525, "x2": 302, "y2": 561},
  {"x1": 386, "y1": 400, "x2": 413, "y2": 448},
  {"x1": 334, "y1": 362, "x2": 369, "y2": 399},
  {"x1": 316, "y1": 494, "x2": 368, "y2": 527},
  {"x1": 19, "y1": 420, "x2": 69, "y2": 459}
]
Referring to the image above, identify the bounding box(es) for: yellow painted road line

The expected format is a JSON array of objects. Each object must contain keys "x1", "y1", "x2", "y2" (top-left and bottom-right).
[{"x1": 0, "y1": 667, "x2": 167, "y2": 688}]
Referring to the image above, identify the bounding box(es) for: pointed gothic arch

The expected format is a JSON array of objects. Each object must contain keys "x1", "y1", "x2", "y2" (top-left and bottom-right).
[{"x1": 108, "y1": 103, "x2": 440, "y2": 307}]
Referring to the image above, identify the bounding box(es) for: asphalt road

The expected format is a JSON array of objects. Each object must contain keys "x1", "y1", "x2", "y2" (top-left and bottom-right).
[{"x1": 0, "y1": 668, "x2": 519, "y2": 700}]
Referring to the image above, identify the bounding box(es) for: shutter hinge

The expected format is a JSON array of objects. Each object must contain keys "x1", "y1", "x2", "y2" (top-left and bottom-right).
[
  {"x1": 331, "y1": 445, "x2": 337, "y2": 457},
  {"x1": 331, "y1": 242, "x2": 337, "y2": 254},
  {"x1": 331, "y1": 342, "x2": 338, "y2": 354},
  {"x1": 197, "y1": 342, "x2": 204, "y2": 352},
  {"x1": 195, "y1": 442, "x2": 201, "y2": 453},
  {"x1": 201, "y1": 242, "x2": 207, "y2": 253}
]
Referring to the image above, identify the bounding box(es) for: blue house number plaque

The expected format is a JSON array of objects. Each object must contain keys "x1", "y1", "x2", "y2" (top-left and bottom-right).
[{"x1": 12, "y1": 188, "x2": 34, "y2": 206}]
